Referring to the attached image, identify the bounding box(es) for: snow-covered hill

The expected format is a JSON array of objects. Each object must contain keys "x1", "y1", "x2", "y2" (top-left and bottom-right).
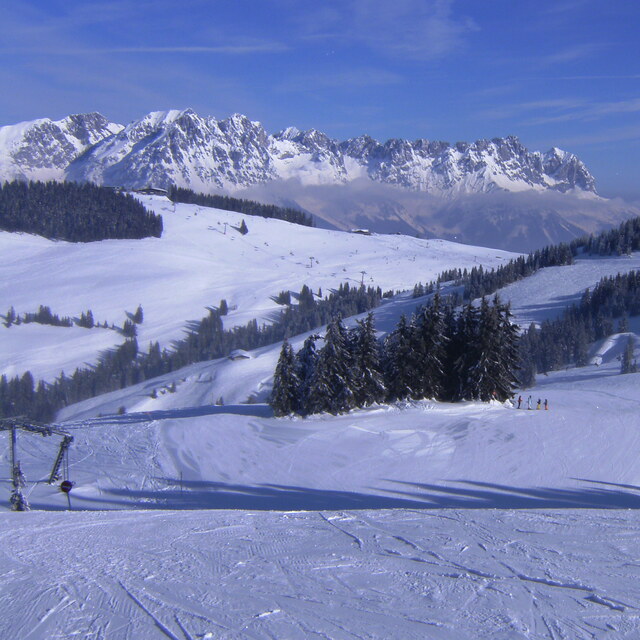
[
  {"x1": 3, "y1": 195, "x2": 640, "y2": 638},
  {"x1": 0, "y1": 194, "x2": 516, "y2": 382},
  {"x1": 2, "y1": 331, "x2": 640, "y2": 638}
]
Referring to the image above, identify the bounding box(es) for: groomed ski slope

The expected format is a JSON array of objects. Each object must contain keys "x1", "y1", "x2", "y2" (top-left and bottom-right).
[{"x1": 2, "y1": 340, "x2": 640, "y2": 638}]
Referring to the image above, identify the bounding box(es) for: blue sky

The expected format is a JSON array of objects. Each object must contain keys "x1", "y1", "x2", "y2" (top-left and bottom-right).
[{"x1": 1, "y1": 0, "x2": 639, "y2": 198}]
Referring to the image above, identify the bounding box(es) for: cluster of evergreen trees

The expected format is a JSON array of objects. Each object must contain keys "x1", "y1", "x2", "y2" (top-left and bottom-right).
[
  {"x1": 518, "y1": 269, "x2": 640, "y2": 383},
  {"x1": 0, "y1": 284, "x2": 386, "y2": 421},
  {"x1": 420, "y1": 215, "x2": 640, "y2": 307},
  {"x1": 0, "y1": 181, "x2": 163, "y2": 242},
  {"x1": 167, "y1": 186, "x2": 314, "y2": 228},
  {"x1": 270, "y1": 295, "x2": 520, "y2": 416},
  {"x1": 571, "y1": 216, "x2": 640, "y2": 257},
  {"x1": 4, "y1": 304, "x2": 144, "y2": 332}
]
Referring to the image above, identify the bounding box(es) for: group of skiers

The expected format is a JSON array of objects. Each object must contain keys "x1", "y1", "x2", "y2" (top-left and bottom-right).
[{"x1": 516, "y1": 395, "x2": 548, "y2": 410}]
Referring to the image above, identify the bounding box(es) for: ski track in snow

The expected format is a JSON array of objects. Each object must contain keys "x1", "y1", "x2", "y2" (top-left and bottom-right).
[
  {"x1": 1, "y1": 509, "x2": 639, "y2": 639},
  {"x1": 3, "y1": 356, "x2": 640, "y2": 638}
]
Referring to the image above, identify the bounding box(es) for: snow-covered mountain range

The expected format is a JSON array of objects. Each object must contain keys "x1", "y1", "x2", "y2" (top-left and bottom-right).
[
  {"x1": 2, "y1": 108, "x2": 638, "y2": 251},
  {"x1": 0, "y1": 108, "x2": 596, "y2": 196}
]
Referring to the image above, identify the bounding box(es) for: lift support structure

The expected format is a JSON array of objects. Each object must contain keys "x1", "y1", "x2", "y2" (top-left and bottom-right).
[{"x1": 1, "y1": 417, "x2": 74, "y2": 510}]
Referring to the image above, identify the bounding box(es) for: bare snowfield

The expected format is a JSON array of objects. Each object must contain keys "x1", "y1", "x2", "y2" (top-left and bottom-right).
[{"x1": 2, "y1": 198, "x2": 640, "y2": 638}]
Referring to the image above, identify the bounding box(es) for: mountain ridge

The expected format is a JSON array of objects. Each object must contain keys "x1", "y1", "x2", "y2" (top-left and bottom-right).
[{"x1": 0, "y1": 108, "x2": 597, "y2": 198}]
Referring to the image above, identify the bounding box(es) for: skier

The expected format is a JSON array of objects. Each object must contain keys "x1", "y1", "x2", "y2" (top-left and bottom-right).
[
  {"x1": 536, "y1": 398, "x2": 541, "y2": 410},
  {"x1": 517, "y1": 395, "x2": 522, "y2": 409},
  {"x1": 544, "y1": 399, "x2": 548, "y2": 410},
  {"x1": 527, "y1": 395, "x2": 532, "y2": 410}
]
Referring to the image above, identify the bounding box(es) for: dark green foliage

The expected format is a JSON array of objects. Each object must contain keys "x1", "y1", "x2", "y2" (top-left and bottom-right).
[
  {"x1": 22, "y1": 305, "x2": 73, "y2": 328},
  {"x1": 133, "y1": 305, "x2": 144, "y2": 324},
  {"x1": 0, "y1": 180, "x2": 163, "y2": 242},
  {"x1": 5, "y1": 306, "x2": 16, "y2": 327},
  {"x1": 270, "y1": 339, "x2": 300, "y2": 416},
  {"x1": 167, "y1": 186, "x2": 314, "y2": 227},
  {"x1": 122, "y1": 319, "x2": 137, "y2": 338},
  {"x1": 518, "y1": 269, "x2": 640, "y2": 378},
  {"x1": 77, "y1": 310, "x2": 95, "y2": 329},
  {"x1": 282, "y1": 297, "x2": 520, "y2": 417},
  {"x1": 0, "y1": 280, "x2": 385, "y2": 421},
  {"x1": 411, "y1": 292, "x2": 447, "y2": 400},
  {"x1": 384, "y1": 314, "x2": 419, "y2": 401},
  {"x1": 306, "y1": 316, "x2": 355, "y2": 415},
  {"x1": 351, "y1": 313, "x2": 386, "y2": 407},
  {"x1": 274, "y1": 290, "x2": 292, "y2": 306},
  {"x1": 238, "y1": 219, "x2": 249, "y2": 235}
]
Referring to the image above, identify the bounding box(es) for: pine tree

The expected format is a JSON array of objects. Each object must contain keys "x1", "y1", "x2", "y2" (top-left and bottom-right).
[
  {"x1": 453, "y1": 302, "x2": 481, "y2": 400},
  {"x1": 352, "y1": 313, "x2": 386, "y2": 407},
  {"x1": 133, "y1": 305, "x2": 144, "y2": 324},
  {"x1": 412, "y1": 293, "x2": 446, "y2": 400},
  {"x1": 5, "y1": 306, "x2": 16, "y2": 327},
  {"x1": 383, "y1": 314, "x2": 419, "y2": 401},
  {"x1": 239, "y1": 219, "x2": 249, "y2": 235},
  {"x1": 294, "y1": 334, "x2": 319, "y2": 413},
  {"x1": 306, "y1": 316, "x2": 355, "y2": 415},
  {"x1": 270, "y1": 339, "x2": 300, "y2": 416},
  {"x1": 122, "y1": 319, "x2": 137, "y2": 338}
]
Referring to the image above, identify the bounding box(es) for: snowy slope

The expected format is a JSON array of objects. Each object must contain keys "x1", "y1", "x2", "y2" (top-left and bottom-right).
[
  {"x1": 4, "y1": 197, "x2": 640, "y2": 637},
  {"x1": 0, "y1": 194, "x2": 515, "y2": 382},
  {"x1": 2, "y1": 340, "x2": 640, "y2": 638}
]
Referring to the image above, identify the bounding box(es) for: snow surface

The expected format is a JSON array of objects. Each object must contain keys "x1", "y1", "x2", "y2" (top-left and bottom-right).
[
  {"x1": 0, "y1": 195, "x2": 515, "y2": 382},
  {"x1": 3, "y1": 201, "x2": 640, "y2": 638},
  {"x1": 2, "y1": 350, "x2": 640, "y2": 638}
]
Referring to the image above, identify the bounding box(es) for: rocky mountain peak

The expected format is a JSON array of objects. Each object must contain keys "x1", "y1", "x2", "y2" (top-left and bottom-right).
[{"x1": 0, "y1": 109, "x2": 599, "y2": 197}]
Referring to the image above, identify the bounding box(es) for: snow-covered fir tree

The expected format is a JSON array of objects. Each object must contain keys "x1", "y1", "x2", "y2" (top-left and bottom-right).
[
  {"x1": 620, "y1": 335, "x2": 637, "y2": 374},
  {"x1": 269, "y1": 339, "x2": 300, "y2": 416},
  {"x1": 383, "y1": 314, "x2": 417, "y2": 401},
  {"x1": 411, "y1": 292, "x2": 447, "y2": 400},
  {"x1": 294, "y1": 334, "x2": 319, "y2": 412},
  {"x1": 306, "y1": 316, "x2": 355, "y2": 415},
  {"x1": 352, "y1": 313, "x2": 386, "y2": 407}
]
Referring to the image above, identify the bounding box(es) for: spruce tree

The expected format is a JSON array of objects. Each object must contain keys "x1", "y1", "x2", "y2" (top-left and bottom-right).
[
  {"x1": 352, "y1": 313, "x2": 386, "y2": 407},
  {"x1": 412, "y1": 292, "x2": 446, "y2": 400},
  {"x1": 453, "y1": 302, "x2": 481, "y2": 400},
  {"x1": 306, "y1": 316, "x2": 355, "y2": 415},
  {"x1": 621, "y1": 335, "x2": 637, "y2": 374},
  {"x1": 270, "y1": 339, "x2": 300, "y2": 416},
  {"x1": 294, "y1": 334, "x2": 319, "y2": 413},
  {"x1": 383, "y1": 314, "x2": 416, "y2": 401},
  {"x1": 133, "y1": 305, "x2": 144, "y2": 324}
]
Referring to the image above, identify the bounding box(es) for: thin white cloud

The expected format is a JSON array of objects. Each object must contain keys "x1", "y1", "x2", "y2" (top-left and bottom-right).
[
  {"x1": 554, "y1": 124, "x2": 640, "y2": 147},
  {"x1": 293, "y1": 0, "x2": 477, "y2": 61},
  {"x1": 1, "y1": 43, "x2": 289, "y2": 56},
  {"x1": 537, "y1": 44, "x2": 600, "y2": 66},
  {"x1": 480, "y1": 96, "x2": 640, "y2": 127}
]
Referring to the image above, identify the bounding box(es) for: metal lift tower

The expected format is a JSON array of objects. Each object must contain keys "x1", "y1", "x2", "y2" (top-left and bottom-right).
[{"x1": 1, "y1": 417, "x2": 74, "y2": 511}]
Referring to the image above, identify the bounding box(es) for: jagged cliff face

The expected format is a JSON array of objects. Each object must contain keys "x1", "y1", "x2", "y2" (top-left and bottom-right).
[
  {"x1": 0, "y1": 113, "x2": 123, "y2": 182},
  {"x1": 0, "y1": 108, "x2": 597, "y2": 197}
]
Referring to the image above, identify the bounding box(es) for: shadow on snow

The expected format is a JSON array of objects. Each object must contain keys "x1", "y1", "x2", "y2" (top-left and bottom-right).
[{"x1": 66, "y1": 477, "x2": 640, "y2": 512}]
